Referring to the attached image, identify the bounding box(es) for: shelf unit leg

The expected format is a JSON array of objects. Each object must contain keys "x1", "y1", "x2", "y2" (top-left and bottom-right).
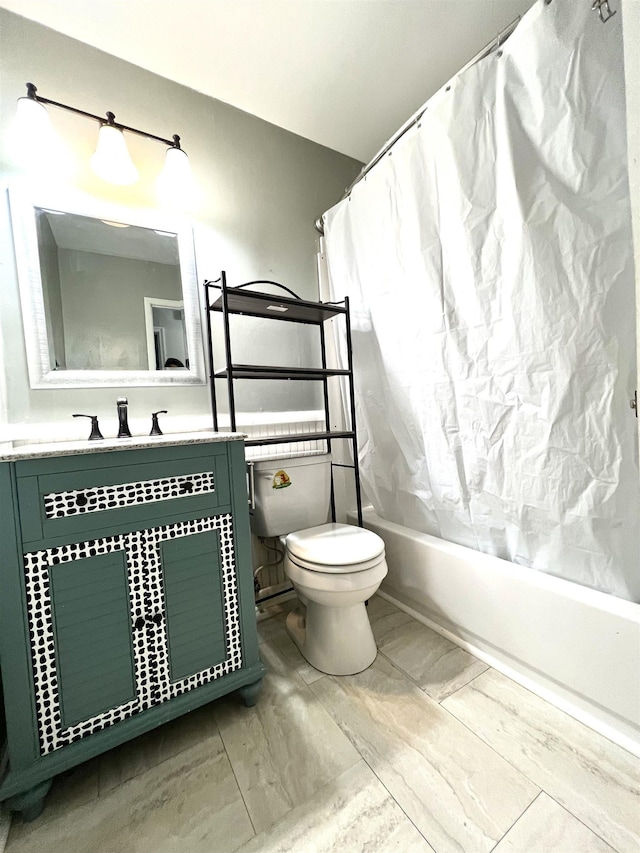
[
  {"x1": 204, "y1": 279, "x2": 219, "y2": 431},
  {"x1": 344, "y1": 296, "x2": 364, "y2": 526}
]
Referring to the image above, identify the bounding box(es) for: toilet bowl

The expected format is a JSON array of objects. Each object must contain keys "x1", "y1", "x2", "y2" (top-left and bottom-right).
[
  {"x1": 250, "y1": 455, "x2": 387, "y2": 675},
  {"x1": 283, "y1": 522, "x2": 388, "y2": 675}
]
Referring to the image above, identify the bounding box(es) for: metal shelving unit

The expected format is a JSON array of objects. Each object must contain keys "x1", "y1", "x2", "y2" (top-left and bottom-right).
[{"x1": 203, "y1": 272, "x2": 363, "y2": 527}]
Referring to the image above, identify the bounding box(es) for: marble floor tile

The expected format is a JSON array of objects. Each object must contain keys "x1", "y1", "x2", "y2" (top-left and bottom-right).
[
  {"x1": 255, "y1": 597, "x2": 298, "y2": 644},
  {"x1": 268, "y1": 629, "x2": 325, "y2": 684},
  {"x1": 367, "y1": 593, "x2": 405, "y2": 623},
  {"x1": 97, "y1": 699, "x2": 222, "y2": 794},
  {"x1": 367, "y1": 594, "x2": 415, "y2": 636},
  {"x1": 311, "y1": 654, "x2": 539, "y2": 853},
  {"x1": 213, "y1": 636, "x2": 361, "y2": 834},
  {"x1": 442, "y1": 669, "x2": 640, "y2": 853},
  {"x1": 6, "y1": 737, "x2": 253, "y2": 853},
  {"x1": 493, "y1": 792, "x2": 616, "y2": 853},
  {"x1": 237, "y1": 760, "x2": 435, "y2": 853},
  {"x1": 374, "y1": 610, "x2": 489, "y2": 702}
]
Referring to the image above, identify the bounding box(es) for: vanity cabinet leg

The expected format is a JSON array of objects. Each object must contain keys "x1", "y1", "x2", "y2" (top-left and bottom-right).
[
  {"x1": 238, "y1": 678, "x2": 263, "y2": 707},
  {"x1": 6, "y1": 778, "x2": 53, "y2": 822}
]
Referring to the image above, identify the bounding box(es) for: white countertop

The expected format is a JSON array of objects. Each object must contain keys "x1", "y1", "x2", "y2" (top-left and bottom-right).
[{"x1": 0, "y1": 430, "x2": 246, "y2": 461}]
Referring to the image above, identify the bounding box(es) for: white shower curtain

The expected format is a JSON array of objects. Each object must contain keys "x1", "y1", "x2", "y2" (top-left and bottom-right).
[{"x1": 324, "y1": 0, "x2": 639, "y2": 601}]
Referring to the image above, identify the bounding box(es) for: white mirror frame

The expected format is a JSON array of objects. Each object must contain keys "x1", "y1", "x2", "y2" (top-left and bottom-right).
[{"x1": 8, "y1": 185, "x2": 206, "y2": 388}]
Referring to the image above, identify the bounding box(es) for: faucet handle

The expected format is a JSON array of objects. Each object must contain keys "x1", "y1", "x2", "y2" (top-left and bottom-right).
[
  {"x1": 150, "y1": 410, "x2": 168, "y2": 436},
  {"x1": 73, "y1": 414, "x2": 104, "y2": 441}
]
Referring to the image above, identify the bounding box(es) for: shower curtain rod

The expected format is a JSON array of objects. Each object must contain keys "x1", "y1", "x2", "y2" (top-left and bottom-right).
[{"x1": 314, "y1": 12, "x2": 523, "y2": 234}]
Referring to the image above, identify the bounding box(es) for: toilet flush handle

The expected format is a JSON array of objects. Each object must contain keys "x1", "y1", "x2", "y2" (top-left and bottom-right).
[{"x1": 247, "y1": 461, "x2": 256, "y2": 510}]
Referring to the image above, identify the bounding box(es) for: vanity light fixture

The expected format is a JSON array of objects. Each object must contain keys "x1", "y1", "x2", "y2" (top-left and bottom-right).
[
  {"x1": 89, "y1": 114, "x2": 139, "y2": 186},
  {"x1": 16, "y1": 83, "x2": 192, "y2": 198}
]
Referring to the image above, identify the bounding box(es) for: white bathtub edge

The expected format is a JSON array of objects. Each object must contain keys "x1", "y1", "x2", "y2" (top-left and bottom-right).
[
  {"x1": 353, "y1": 508, "x2": 640, "y2": 758},
  {"x1": 376, "y1": 588, "x2": 640, "y2": 758}
]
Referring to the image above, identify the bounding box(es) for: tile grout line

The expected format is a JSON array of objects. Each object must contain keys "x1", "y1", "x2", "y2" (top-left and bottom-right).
[
  {"x1": 371, "y1": 649, "x2": 544, "y2": 849},
  {"x1": 307, "y1": 668, "x2": 435, "y2": 853},
  {"x1": 374, "y1": 644, "x2": 487, "y2": 705},
  {"x1": 353, "y1": 750, "x2": 435, "y2": 852},
  {"x1": 436, "y1": 678, "x2": 551, "y2": 829},
  {"x1": 216, "y1": 718, "x2": 259, "y2": 840},
  {"x1": 536, "y1": 792, "x2": 621, "y2": 853},
  {"x1": 439, "y1": 678, "x2": 640, "y2": 851},
  {"x1": 486, "y1": 789, "x2": 621, "y2": 853},
  {"x1": 486, "y1": 790, "x2": 545, "y2": 853}
]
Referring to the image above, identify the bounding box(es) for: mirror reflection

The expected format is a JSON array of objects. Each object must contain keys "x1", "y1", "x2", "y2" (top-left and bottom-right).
[{"x1": 35, "y1": 209, "x2": 188, "y2": 371}]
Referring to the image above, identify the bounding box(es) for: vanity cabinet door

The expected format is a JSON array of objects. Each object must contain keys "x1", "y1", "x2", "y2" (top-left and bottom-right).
[
  {"x1": 144, "y1": 514, "x2": 244, "y2": 705},
  {"x1": 24, "y1": 537, "x2": 150, "y2": 757}
]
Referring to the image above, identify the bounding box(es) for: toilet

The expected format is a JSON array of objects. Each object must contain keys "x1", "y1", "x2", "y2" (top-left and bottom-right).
[{"x1": 250, "y1": 454, "x2": 387, "y2": 675}]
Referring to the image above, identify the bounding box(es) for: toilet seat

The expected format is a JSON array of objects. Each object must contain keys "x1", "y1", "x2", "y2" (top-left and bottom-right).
[
  {"x1": 287, "y1": 551, "x2": 386, "y2": 573},
  {"x1": 286, "y1": 523, "x2": 385, "y2": 574}
]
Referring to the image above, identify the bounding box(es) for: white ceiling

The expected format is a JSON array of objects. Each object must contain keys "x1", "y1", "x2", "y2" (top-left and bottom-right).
[{"x1": 0, "y1": 0, "x2": 535, "y2": 163}]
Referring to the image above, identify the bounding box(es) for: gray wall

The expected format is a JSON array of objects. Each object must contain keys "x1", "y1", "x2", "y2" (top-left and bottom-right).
[
  {"x1": 57, "y1": 251, "x2": 181, "y2": 370},
  {"x1": 0, "y1": 9, "x2": 361, "y2": 439}
]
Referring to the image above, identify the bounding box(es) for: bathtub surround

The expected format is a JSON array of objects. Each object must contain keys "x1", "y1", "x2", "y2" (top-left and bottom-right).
[
  {"x1": 324, "y1": 0, "x2": 638, "y2": 601},
  {"x1": 4, "y1": 595, "x2": 638, "y2": 853}
]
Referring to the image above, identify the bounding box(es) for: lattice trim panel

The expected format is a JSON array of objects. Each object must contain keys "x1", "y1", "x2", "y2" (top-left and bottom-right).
[
  {"x1": 43, "y1": 471, "x2": 216, "y2": 518},
  {"x1": 24, "y1": 513, "x2": 241, "y2": 756}
]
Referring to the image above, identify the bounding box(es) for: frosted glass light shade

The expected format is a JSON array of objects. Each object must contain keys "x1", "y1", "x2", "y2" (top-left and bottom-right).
[
  {"x1": 11, "y1": 97, "x2": 72, "y2": 177},
  {"x1": 90, "y1": 124, "x2": 139, "y2": 185},
  {"x1": 156, "y1": 146, "x2": 194, "y2": 206},
  {"x1": 16, "y1": 96, "x2": 53, "y2": 138}
]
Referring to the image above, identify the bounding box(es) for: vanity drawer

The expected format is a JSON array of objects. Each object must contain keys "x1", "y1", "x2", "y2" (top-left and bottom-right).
[{"x1": 15, "y1": 445, "x2": 232, "y2": 546}]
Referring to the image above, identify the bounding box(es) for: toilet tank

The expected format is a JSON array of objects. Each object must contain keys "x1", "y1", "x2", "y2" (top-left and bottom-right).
[{"x1": 249, "y1": 454, "x2": 332, "y2": 537}]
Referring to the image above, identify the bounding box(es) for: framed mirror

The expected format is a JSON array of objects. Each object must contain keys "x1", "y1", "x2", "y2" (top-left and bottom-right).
[{"x1": 9, "y1": 186, "x2": 206, "y2": 388}]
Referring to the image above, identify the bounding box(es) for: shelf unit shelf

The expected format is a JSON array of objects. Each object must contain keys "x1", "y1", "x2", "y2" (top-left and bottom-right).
[
  {"x1": 214, "y1": 365, "x2": 351, "y2": 381},
  {"x1": 204, "y1": 273, "x2": 363, "y2": 536},
  {"x1": 244, "y1": 430, "x2": 355, "y2": 448},
  {"x1": 209, "y1": 287, "x2": 347, "y2": 324}
]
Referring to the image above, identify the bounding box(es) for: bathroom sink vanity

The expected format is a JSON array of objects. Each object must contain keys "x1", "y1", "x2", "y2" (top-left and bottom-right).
[{"x1": 0, "y1": 432, "x2": 265, "y2": 820}]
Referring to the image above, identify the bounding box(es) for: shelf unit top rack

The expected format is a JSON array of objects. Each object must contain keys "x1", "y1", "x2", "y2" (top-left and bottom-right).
[{"x1": 208, "y1": 286, "x2": 347, "y2": 325}]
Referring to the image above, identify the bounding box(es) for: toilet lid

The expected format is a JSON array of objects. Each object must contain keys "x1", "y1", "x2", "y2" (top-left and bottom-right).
[{"x1": 286, "y1": 523, "x2": 385, "y2": 570}]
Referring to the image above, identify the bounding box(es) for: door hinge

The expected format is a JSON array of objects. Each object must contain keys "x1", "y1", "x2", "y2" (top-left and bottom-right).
[{"x1": 631, "y1": 390, "x2": 638, "y2": 417}]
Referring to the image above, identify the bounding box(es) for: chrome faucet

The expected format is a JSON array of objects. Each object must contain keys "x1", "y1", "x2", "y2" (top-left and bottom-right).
[{"x1": 116, "y1": 397, "x2": 132, "y2": 438}]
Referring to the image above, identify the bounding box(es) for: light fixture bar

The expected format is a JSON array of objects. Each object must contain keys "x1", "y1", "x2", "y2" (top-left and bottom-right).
[{"x1": 23, "y1": 82, "x2": 183, "y2": 150}]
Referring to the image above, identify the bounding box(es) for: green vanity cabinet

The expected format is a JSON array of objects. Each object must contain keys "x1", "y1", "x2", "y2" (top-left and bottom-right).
[{"x1": 0, "y1": 435, "x2": 265, "y2": 820}]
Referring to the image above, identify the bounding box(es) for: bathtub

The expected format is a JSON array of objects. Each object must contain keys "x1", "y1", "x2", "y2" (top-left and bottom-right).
[{"x1": 355, "y1": 508, "x2": 640, "y2": 756}]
